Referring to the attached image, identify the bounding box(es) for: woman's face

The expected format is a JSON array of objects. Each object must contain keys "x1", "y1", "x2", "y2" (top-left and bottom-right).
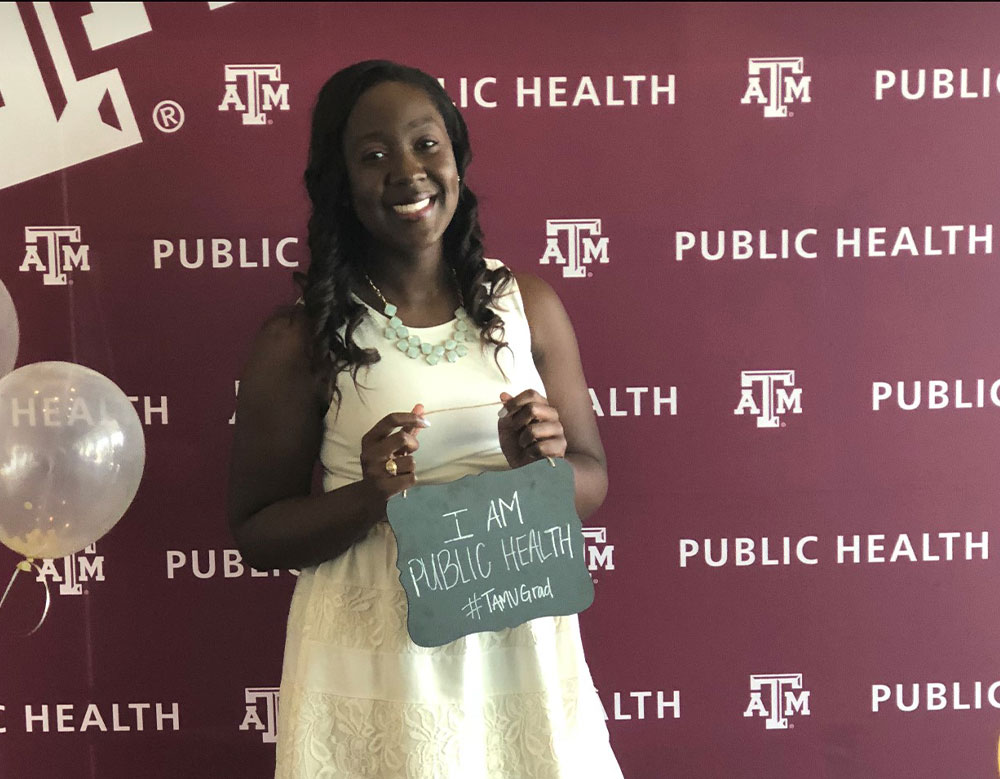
[{"x1": 342, "y1": 81, "x2": 460, "y2": 260}]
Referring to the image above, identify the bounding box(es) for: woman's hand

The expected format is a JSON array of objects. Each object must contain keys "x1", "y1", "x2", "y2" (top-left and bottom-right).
[
  {"x1": 360, "y1": 404, "x2": 427, "y2": 501},
  {"x1": 497, "y1": 390, "x2": 567, "y2": 469}
]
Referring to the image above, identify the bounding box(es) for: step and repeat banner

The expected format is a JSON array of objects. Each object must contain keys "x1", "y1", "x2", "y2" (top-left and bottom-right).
[{"x1": 3, "y1": 2, "x2": 1000, "y2": 777}]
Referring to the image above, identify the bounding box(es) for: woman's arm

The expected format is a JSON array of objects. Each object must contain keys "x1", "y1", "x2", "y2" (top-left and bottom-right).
[
  {"x1": 227, "y1": 309, "x2": 422, "y2": 570},
  {"x1": 498, "y1": 273, "x2": 608, "y2": 519}
]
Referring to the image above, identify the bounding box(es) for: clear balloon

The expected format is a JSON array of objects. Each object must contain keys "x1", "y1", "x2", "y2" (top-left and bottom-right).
[
  {"x1": 0, "y1": 279, "x2": 19, "y2": 378},
  {"x1": 0, "y1": 362, "x2": 145, "y2": 559}
]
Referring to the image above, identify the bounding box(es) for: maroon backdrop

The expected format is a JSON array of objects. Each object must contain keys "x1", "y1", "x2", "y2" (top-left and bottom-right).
[{"x1": 3, "y1": 2, "x2": 1000, "y2": 777}]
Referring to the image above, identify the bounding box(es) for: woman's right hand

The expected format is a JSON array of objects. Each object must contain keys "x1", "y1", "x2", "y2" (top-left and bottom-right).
[{"x1": 360, "y1": 404, "x2": 428, "y2": 502}]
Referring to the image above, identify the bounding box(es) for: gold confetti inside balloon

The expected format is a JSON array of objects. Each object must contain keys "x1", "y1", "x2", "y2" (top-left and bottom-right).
[{"x1": 0, "y1": 362, "x2": 145, "y2": 559}]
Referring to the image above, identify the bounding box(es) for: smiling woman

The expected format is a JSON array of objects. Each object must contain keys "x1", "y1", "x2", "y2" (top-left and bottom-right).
[{"x1": 228, "y1": 60, "x2": 621, "y2": 778}]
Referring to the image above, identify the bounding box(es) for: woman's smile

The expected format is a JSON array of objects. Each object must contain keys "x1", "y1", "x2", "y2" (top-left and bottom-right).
[{"x1": 390, "y1": 194, "x2": 437, "y2": 220}]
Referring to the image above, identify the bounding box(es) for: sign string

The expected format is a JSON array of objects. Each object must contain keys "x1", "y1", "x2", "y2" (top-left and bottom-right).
[
  {"x1": 420, "y1": 401, "x2": 502, "y2": 416},
  {"x1": 400, "y1": 401, "x2": 557, "y2": 499}
]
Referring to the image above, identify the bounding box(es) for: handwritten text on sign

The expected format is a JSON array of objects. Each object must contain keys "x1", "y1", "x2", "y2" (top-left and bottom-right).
[{"x1": 387, "y1": 459, "x2": 595, "y2": 647}]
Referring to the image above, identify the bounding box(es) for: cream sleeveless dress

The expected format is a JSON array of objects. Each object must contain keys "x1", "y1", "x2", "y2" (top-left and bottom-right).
[{"x1": 275, "y1": 262, "x2": 622, "y2": 779}]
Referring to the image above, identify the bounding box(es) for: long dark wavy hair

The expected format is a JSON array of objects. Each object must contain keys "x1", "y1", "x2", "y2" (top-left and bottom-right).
[{"x1": 296, "y1": 60, "x2": 512, "y2": 402}]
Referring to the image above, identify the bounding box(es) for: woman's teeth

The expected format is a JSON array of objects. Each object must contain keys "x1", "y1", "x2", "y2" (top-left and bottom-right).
[{"x1": 393, "y1": 198, "x2": 431, "y2": 214}]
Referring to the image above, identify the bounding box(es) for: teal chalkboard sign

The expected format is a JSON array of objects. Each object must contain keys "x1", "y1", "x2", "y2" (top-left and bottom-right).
[{"x1": 387, "y1": 458, "x2": 595, "y2": 647}]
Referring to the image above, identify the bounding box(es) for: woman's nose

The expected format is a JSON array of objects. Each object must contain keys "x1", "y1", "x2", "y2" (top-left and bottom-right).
[{"x1": 389, "y1": 149, "x2": 426, "y2": 184}]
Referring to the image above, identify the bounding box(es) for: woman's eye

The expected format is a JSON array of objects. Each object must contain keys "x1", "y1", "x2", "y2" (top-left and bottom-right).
[
  {"x1": 417, "y1": 139, "x2": 438, "y2": 151},
  {"x1": 363, "y1": 150, "x2": 386, "y2": 162}
]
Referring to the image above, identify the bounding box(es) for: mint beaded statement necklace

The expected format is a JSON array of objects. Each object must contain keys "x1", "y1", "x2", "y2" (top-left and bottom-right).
[{"x1": 364, "y1": 275, "x2": 475, "y2": 365}]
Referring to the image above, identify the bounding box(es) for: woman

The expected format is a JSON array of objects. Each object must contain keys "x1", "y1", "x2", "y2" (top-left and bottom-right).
[{"x1": 229, "y1": 60, "x2": 622, "y2": 778}]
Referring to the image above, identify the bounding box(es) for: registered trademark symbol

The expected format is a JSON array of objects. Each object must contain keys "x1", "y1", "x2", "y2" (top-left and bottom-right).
[
  {"x1": 790, "y1": 723, "x2": 795, "y2": 729},
  {"x1": 587, "y1": 271, "x2": 593, "y2": 277},
  {"x1": 153, "y1": 100, "x2": 185, "y2": 133},
  {"x1": 84, "y1": 589, "x2": 89, "y2": 595},
  {"x1": 781, "y1": 422, "x2": 786, "y2": 427},
  {"x1": 788, "y1": 111, "x2": 795, "y2": 117},
  {"x1": 268, "y1": 119, "x2": 273, "y2": 125}
]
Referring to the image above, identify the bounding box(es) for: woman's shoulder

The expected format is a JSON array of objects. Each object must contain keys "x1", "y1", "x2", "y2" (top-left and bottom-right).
[
  {"x1": 491, "y1": 263, "x2": 561, "y2": 318},
  {"x1": 483, "y1": 261, "x2": 567, "y2": 339},
  {"x1": 241, "y1": 304, "x2": 330, "y2": 411},
  {"x1": 482, "y1": 258, "x2": 552, "y2": 297},
  {"x1": 252, "y1": 304, "x2": 311, "y2": 366}
]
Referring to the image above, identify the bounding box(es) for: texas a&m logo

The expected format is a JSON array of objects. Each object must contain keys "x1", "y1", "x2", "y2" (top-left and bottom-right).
[
  {"x1": 734, "y1": 370, "x2": 802, "y2": 428},
  {"x1": 35, "y1": 543, "x2": 104, "y2": 595},
  {"x1": 539, "y1": 219, "x2": 610, "y2": 279},
  {"x1": 582, "y1": 527, "x2": 615, "y2": 576},
  {"x1": 741, "y1": 57, "x2": 811, "y2": 118},
  {"x1": 218, "y1": 65, "x2": 290, "y2": 125},
  {"x1": 239, "y1": 687, "x2": 279, "y2": 743},
  {"x1": 0, "y1": 2, "x2": 231, "y2": 190},
  {"x1": 744, "y1": 673, "x2": 810, "y2": 729},
  {"x1": 21, "y1": 227, "x2": 90, "y2": 285}
]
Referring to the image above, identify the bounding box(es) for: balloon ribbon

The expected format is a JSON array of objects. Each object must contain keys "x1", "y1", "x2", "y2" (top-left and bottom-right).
[{"x1": 0, "y1": 558, "x2": 51, "y2": 635}]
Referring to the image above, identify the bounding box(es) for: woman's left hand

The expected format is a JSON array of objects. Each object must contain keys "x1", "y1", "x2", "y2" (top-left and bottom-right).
[{"x1": 497, "y1": 390, "x2": 567, "y2": 469}]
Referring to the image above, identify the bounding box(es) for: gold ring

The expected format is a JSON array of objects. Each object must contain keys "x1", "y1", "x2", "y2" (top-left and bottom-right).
[{"x1": 385, "y1": 458, "x2": 398, "y2": 476}]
